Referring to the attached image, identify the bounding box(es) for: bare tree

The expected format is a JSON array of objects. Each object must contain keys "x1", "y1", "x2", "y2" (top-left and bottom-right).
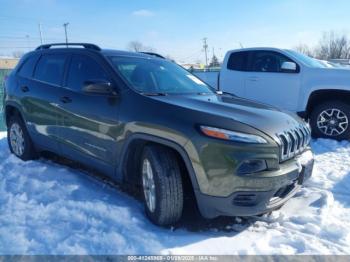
[
  {"x1": 127, "y1": 41, "x2": 156, "y2": 52},
  {"x1": 314, "y1": 31, "x2": 350, "y2": 60},
  {"x1": 294, "y1": 44, "x2": 314, "y2": 57},
  {"x1": 209, "y1": 54, "x2": 220, "y2": 67},
  {"x1": 127, "y1": 41, "x2": 143, "y2": 52}
]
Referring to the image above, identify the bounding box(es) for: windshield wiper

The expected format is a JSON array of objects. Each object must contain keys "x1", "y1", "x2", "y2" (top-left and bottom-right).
[
  {"x1": 140, "y1": 92, "x2": 168, "y2": 96},
  {"x1": 216, "y1": 90, "x2": 237, "y2": 97},
  {"x1": 197, "y1": 92, "x2": 212, "y2": 95}
]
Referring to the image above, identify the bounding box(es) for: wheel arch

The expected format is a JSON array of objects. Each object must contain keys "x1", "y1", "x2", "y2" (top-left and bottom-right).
[
  {"x1": 306, "y1": 89, "x2": 350, "y2": 118},
  {"x1": 4, "y1": 102, "x2": 26, "y2": 127},
  {"x1": 118, "y1": 133, "x2": 200, "y2": 191}
]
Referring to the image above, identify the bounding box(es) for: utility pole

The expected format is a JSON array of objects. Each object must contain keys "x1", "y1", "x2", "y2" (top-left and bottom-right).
[
  {"x1": 38, "y1": 23, "x2": 43, "y2": 45},
  {"x1": 63, "y1": 22, "x2": 69, "y2": 46},
  {"x1": 202, "y1": 37, "x2": 208, "y2": 68},
  {"x1": 25, "y1": 35, "x2": 30, "y2": 51}
]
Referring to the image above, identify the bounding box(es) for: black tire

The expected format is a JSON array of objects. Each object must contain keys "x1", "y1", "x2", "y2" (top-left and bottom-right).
[
  {"x1": 7, "y1": 114, "x2": 37, "y2": 160},
  {"x1": 310, "y1": 100, "x2": 350, "y2": 140},
  {"x1": 140, "y1": 145, "x2": 183, "y2": 226}
]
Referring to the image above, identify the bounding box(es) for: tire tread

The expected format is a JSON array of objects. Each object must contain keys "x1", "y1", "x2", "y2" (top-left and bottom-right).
[{"x1": 141, "y1": 145, "x2": 183, "y2": 226}]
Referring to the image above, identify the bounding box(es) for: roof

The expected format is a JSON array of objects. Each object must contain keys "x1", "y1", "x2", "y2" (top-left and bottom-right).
[
  {"x1": 226, "y1": 47, "x2": 285, "y2": 53},
  {"x1": 100, "y1": 49, "x2": 154, "y2": 58}
]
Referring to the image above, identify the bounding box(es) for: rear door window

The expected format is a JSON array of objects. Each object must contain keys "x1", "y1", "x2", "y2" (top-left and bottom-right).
[
  {"x1": 227, "y1": 51, "x2": 249, "y2": 71},
  {"x1": 67, "y1": 55, "x2": 109, "y2": 91},
  {"x1": 34, "y1": 54, "x2": 67, "y2": 86}
]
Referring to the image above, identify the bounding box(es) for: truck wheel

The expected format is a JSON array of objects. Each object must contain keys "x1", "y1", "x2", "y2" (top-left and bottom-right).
[
  {"x1": 7, "y1": 115, "x2": 37, "y2": 160},
  {"x1": 140, "y1": 145, "x2": 183, "y2": 226},
  {"x1": 310, "y1": 101, "x2": 350, "y2": 140}
]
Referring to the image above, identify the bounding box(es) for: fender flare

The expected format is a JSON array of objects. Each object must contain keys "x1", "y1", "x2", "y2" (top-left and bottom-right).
[
  {"x1": 3, "y1": 101, "x2": 27, "y2": 126},
  {"x1": 116, "y1": 133, "x2": 200, "y2": 190},
  {"x1": 305, "y1": 89, "x2": 350, "y2": 115}
]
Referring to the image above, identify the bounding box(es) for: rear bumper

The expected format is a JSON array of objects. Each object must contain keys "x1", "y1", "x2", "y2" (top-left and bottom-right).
[{"x1": 195, "y1": 150, "x2": 314, "y2": 218}]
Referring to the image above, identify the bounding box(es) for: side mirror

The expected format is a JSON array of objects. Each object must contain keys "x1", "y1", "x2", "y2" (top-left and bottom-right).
[
  {"x1": 82, "y1": 80, "x2": 117, "y2": 96},
  {"x1": 281, "y1": 61, "x2": 297, "y2": 72}
]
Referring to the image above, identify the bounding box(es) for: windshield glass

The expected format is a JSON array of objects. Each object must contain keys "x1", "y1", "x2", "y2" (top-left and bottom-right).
[
  {"x1": 108, "y1": 56, "x2": 215, "y2": 94},
  {"x1": 285, "y1": 50, "x2": 327, "y2": 68}
]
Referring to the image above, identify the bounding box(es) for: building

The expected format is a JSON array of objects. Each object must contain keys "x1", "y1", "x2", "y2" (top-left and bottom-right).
[
  {"x1": 179, "y1": 63, "x2": 203, "y2": 70},
  {"x1": 0, "y1": 58, "x2": 19, "y2": 70}
]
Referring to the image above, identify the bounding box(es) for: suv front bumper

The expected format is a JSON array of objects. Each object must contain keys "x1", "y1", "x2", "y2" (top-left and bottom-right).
[{"x1": 194, "y1": 149, "x2": 314, "y2": 218}]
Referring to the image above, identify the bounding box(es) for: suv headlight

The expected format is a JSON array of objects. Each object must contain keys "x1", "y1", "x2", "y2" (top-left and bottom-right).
[{"x1": 200, "y1": 125, "x2": 267, "y2": 144}]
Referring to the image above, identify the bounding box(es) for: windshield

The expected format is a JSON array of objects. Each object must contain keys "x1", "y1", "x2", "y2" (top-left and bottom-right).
[
  {"x1": 284, "y1": 50, "x2": 328, "y2": 68},
  {"x1": 108, "y1": 56, "x2": 215, "y2": 94}
]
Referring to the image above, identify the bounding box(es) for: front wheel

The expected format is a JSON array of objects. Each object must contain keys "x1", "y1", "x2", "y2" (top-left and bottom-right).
[
  {"x1": 140, "y1": 145, "x2": 184, "y2": 226},
  {"x1": 310, "y1": 101, "x2": 350, "y2": 140}
]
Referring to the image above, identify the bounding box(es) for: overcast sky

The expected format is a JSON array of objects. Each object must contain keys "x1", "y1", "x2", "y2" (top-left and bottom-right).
[{"x1": 1, "y1": 0, "x2": 350, "y2": 62}]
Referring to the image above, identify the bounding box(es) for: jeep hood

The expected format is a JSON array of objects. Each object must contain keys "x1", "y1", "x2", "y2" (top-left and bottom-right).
[{"x1": 152, "y1": 94, "x2": 305, "y2": 138}]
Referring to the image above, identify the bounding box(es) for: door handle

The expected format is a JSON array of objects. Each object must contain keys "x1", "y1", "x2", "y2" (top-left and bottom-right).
[
  {"x1": 21, "y1": 86, "x2": 29, "y2": 92},
  {"x1": 60, "y1": 96, "x2": 72, "y2": 104}
]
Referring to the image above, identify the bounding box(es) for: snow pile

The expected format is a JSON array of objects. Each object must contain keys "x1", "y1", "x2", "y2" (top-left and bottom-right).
[{"x1": 0, "y1": 131, "x2": 349, "y2": 254}]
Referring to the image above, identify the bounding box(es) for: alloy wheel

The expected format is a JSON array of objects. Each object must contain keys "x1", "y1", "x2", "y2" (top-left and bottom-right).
[
  {"x1": 142, "y1": 158, "x2": 156, "y2": 212},
  {"x1": 317, "y1": 108, "x2": 349, "y2": 136},
  {"x1": 9, "y1": 122, "x2": 25, "y2": 156}
]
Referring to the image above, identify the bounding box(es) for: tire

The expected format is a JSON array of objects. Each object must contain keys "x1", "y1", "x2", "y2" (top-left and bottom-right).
[
  {"x1": 7, "y1": 114, "x2": 37, "y2": 160},
  {"x1": 140, "y1": 145, "x2": 183, "y2": 226},
  {"x1": 310, "y1": 100, "x2": 350, "y2": 140}
]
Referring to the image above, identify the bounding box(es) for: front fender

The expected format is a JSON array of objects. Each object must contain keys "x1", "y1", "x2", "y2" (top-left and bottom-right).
[
  {"x1": 300, "y1": 68, "x2": 350, "y2": 110},
  {"x1": 300, "y1": 86, "x2": 350, "y2": 112}
]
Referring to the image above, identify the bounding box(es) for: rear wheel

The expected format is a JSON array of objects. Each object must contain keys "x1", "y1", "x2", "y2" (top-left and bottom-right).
[
  {"x1": 140, "y1": 145, "x2": 183, "y2": 226},
  {"x1": 310, "y1": 101, "x2": 350, "y2": 140},
  {"x1": 7, "y1": 114, "x2": 37, "y2": 160}
]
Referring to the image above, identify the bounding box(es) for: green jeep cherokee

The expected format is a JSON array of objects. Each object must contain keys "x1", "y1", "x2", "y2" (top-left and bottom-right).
[{"x1": 3, "y1": 43, "x2": 314, "y2": 226}]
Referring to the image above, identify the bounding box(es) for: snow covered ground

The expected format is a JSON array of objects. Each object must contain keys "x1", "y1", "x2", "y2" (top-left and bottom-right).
[{"x1": 0, "y1": 131, "x2": 349, "y2": 255}]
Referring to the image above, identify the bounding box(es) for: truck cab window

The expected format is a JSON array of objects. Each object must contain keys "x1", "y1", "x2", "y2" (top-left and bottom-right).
[{"x1": 249, "y1": 51, "x2": 294, "y2": 73}]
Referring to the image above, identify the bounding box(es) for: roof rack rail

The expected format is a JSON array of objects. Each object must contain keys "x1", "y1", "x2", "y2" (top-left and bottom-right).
[
  {"x1": 35, "y1": 43, "x2": 101, "y2": 51},
  {"x1": 139, "y1": 52, "x2": 165, "y2": 59}
]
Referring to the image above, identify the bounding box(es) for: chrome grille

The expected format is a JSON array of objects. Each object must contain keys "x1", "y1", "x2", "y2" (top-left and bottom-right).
[{"x1": 277, "y1": 124, "x2": 311, "y2": 162}]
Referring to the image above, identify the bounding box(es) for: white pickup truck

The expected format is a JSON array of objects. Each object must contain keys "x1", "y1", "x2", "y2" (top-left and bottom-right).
[{"x1": 193, "y1": 47, "x2": 350, "y2": 140}]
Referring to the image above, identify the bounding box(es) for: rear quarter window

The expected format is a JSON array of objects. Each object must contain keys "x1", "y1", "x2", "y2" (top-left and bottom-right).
[{"x1": 18, "y1": 55, "x2": 39, "y2": 78}]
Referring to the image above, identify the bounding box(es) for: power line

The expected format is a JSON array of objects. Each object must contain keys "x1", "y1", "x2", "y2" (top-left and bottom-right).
[
  {"x1": 0, "y1": 46, "x2": 37, "y2": 48},
  {"x1": 180, "y1": 50, "x2": 203, "y2": 60},
  {"x1": 0, "y1": 37, "x2": 62, "y2": 42},
  {"x1": 0, "y1": 15, "x2": 64, "y2": 23},
  {"x1": 0, "y1": 35, "x2": 38, "y2": 39}
]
